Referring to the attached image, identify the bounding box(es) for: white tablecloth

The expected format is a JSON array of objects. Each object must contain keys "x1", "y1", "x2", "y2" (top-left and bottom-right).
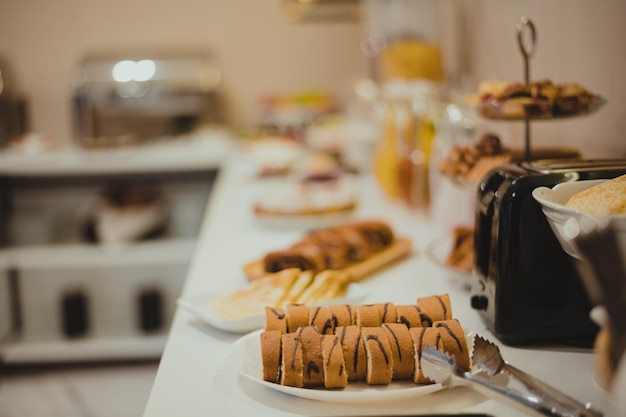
[{"x1": 143, "y1": 154, "x2": 609, "y2": 417}]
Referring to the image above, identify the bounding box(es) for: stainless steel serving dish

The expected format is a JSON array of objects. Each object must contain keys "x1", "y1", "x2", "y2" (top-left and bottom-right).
[{"x1": 72, "y1": 50, "x2": 223, "y2": 148}]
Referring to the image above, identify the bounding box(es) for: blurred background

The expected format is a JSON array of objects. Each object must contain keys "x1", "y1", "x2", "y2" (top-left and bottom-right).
[
  {"x1": 1, "y1": 0, "x2": 624, "y2": 155},
  {"x1": 0, "y1": 0, "x2": 625, "y2": 416}
]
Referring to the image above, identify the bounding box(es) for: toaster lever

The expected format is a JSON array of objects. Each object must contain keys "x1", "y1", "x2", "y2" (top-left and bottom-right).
[{"x1": 471, "y1": 295, "x2": 488, "y2": 310}]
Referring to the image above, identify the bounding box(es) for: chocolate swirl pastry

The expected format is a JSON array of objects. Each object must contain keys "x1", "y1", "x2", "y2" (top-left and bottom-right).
[
  {"x1": 376, "y1": 302, "x2": 397, "y2": 324},
  {"x1": 434, "y1": 319, "x2": 470, "y2": 372},
  {"x1": 264, "y1": 245, "x2": 326, "y2": 273},
  {"x1": 395, "y1": 304, "x2": 423, "y2": 328},
  {"x1": 299, "y1": 224, "x2": 381, "y2": 267},
  {"x1": 297, "y1": 326, "x2": 325, "y2": 387},
  {"x1": 445, "y1": 226, "x2": 475, "y2": 273},
  {"x1": 330, "y1": 304, "x2": 355, "y2": 328},
  {"x1": 308, "y1": 306, "x2": 334, "y2": 335},
  {"x1": 259, "y1": 294, "x2": 469, "y2": 389},
  {"x1": 335, "y1": 325, "x2": 367, "y2": 382},
  {"x1": 280, "y1": 332, "x2": 304, "y2": 387},
  {"x1": 352, "y1": 221, "x2": 395, "y2": 252},
  {"x1": 262, "y1": 219, "x2": 396, "y2": 275},
  {"x1": 410, "y1": 326, "x2": 445, "y2": 383},
  {"x1": 320, "y1": 226, "x2": 371, "y2": 263},
  {"x1": 295, "y1": 234, "x2": 351, "y2": 270},
  {"x1": 321, "y1": 334, "x2": 348, "y2": 388},
  {"x1": 260, "y1": 330, "x2": 282, "y2": 383},
  {"x1": 382, "y1": 323, "x2": 415, "y2": 380},
  {"x1": 417, "y1": 293, "x2": 453, "y2": 323},
  {"x1": 261, "y1": 320, "x2": 471, "y2": 387},
  {"x1": 356, "y1": 304, "x2": 382, "y2": 328},
  {"x1": 264, "y1": 306, "x2": 287, "y2": 333},
  {"x1": 362, "y1": 327, "x2": 394, "y2": 385}
]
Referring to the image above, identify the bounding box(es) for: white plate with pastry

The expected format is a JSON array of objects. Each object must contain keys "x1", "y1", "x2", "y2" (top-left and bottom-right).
[
  {"x1": 229, "y1": 329, "x2": 445, "y2": 403},
  {"x1": 425, "y1": 231, "x2": 472, "y2": 282},
  {"x1": 177, "y1": 282, "x2": 369, "y2": 334},
  {"x1": 242, "y1": 137, "x2": 305, "y2": 177},
  {"x1": 252, "y1": 175, "x2": 358, "y2": 230}
]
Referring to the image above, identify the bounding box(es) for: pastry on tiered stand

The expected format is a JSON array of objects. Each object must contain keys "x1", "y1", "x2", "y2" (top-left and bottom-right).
[{"x1": 473, "y1": 79, "x2": 604, "y2": 119}]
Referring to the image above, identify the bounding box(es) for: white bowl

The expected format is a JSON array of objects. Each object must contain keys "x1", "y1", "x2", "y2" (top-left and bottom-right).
[
  {"x1": 533, "y1": 178, "x2": 626, "y2": 306},
  {"x1": 532, "y1": 179, "x2": 626, "y2": 261}
]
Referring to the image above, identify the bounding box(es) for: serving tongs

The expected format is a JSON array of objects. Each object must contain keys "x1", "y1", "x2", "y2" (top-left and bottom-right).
[
  {"x1": 472, "y1": 335, "x2": 603, "y2": 417},
  {"x1": 421, "y1": 344, "x2": 602, "y2": 417}
]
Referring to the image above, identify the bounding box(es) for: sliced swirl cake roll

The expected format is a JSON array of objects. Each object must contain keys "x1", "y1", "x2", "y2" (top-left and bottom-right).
[
  {"x1": 260, "y1": 330, "x2": 282, "y2": 383},
  {"x1": 297, "y1": 232, "x2": 351, "y2": 270},
  {"x1": 433, "y1": 319, "x2": 470, "y2": 372},
  {"x1": 308, "y1": 306, "x2": 334, "y2": 335},
  {"x1": 297, "y1": 326, "x2": 325, "y2": 387},
  {"x1": 335, "y1": 325, "x2": 367, "y2": 382},
  {"x1": 332, "y1": 224, "x2": 371, "y2": 262},
  {"x1": 352, "y1": 220, "x2": 395, "y2": 253},
  {"x1": 409, "y1": 326, "x2": 444, "y2": 384},
  {"x1": 265, "y1": 307, "x2": 287, "y2": 333},
  {"x1": 395, "y1": 304, "x2": 423, "y2": 328},
  {"x1": 280, "y1": 332, "x2": 304, "y2": 387},
  {"x1": 376, "y1": 302, "x2": 397, "y2": 324},
  {"x1": 382, "y1": 322, "x2": 415, "y2": 380},
  {"x1": 417, "y1": 294, "x2": 453, "y2": 326},
  {"x1": 330, "y1": 304, "x2": 355, "y2": 328},
  {"x1": 264, "y1": 245, "x2": 326, "y2": 274},
  {"x1": 362, "y1": 326, "x2": 394, "y2": 385},
  {"x1": 321, "y1": 334, "x2": 348, "y2": 388},
  {"x1": 356, "y1": 304, "x2": 381, "y2": 328},
  {"x1": 286, "y1": 303, "x2": 309, "y2": 333}
]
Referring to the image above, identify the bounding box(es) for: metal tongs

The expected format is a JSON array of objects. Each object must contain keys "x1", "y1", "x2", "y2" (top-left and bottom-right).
[{"x1": 421, "y1": 339, "x2": 603, "y2": 417}]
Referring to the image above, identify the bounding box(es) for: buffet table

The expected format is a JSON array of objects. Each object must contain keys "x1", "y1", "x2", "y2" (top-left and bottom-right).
[{"x1": 143, "y1": 153, "x2": 608, "y2": 417}]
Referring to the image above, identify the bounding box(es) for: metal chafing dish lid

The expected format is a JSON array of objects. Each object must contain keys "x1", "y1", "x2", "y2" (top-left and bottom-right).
[{"x1": 72, "y1": 50, "x2": 222, "y2": 97}]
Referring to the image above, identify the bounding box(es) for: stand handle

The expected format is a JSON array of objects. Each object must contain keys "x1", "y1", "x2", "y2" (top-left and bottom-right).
[
  {"x1": 516, "y1": 16, "x2": 536, "y2": 160},
  {"x1": 516, "y1": 17, "x2": 536, "y2": 84}
]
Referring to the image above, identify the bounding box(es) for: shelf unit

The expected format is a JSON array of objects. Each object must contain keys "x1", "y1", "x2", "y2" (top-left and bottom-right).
[
  {"x1": 0, "y1": 128, "x2": 234, "y2": 177},
  {"x1": 0, "y1": 130, "x2": 234, "y2": 365}
]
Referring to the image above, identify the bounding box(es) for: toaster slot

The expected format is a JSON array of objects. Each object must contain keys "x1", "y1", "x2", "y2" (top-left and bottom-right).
[
  {"x1": 475, "y1": 170, "x2": 508, "y2": 280},
  {"x1": 475, "y1": 190, "x2": 495, "y2": 279}
]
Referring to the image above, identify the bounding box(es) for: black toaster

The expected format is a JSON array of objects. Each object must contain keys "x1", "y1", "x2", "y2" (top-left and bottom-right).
[{"x1": 470, "y1": 159, "x2": 626, "y2": 347}]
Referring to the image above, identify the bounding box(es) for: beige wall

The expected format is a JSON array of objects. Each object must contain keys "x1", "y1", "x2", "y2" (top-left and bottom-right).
[
  {"x1": 460, "y1": 0, "x2": 626, "y2": 159},
  {"x1": 0, "y1": 0, "x2": 366, "y2": 141},
  {"x1": 0, "y1": 0, "x2": 624, "y2": 158}
]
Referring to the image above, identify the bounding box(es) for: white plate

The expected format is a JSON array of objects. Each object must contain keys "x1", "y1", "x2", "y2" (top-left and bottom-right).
[
  {"x1": 253, "y1": 210, "x2": 356, "y2": 231},
  {"x1": 425, "y1": 236, "x2": 471, "y2": 281},
  {"x1": 242, "y1": 138, "x2": 305, "y2": 174},
  {"x1": 252, "y1": 176, "x2": 357, "y2": 230},
  {"x1": 177, "y1": 283, "x2": 369, "y2": 334},
  {"x1": 532, "y1": 179, "x2": 626, "y2": 260},
  {"x1": 229, "y1": 329, "x2": 444, "y2": 403}
]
